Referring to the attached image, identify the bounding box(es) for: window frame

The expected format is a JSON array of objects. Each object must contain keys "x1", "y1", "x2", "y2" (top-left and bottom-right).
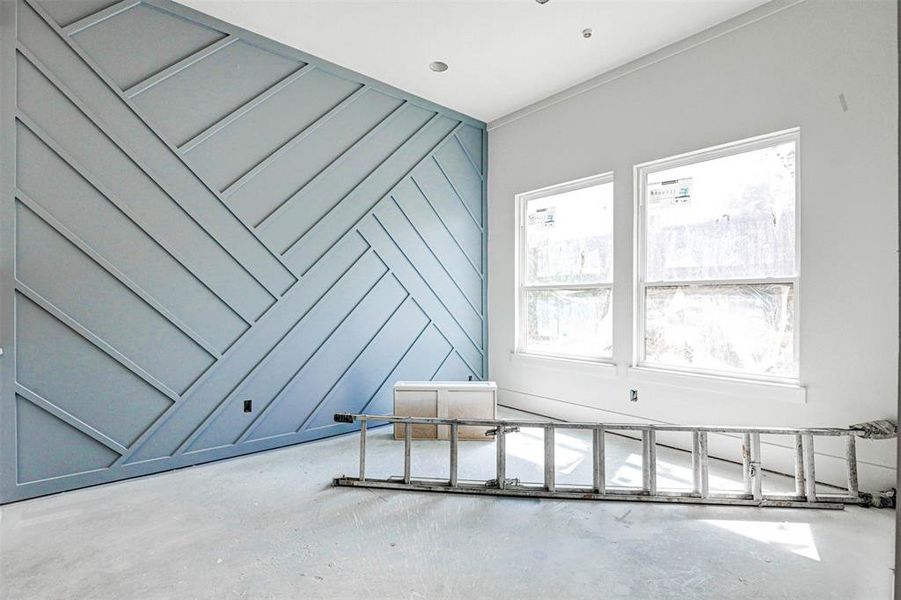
[
  {"x1": 633, "y1": 129, "x2": 801, "y2": 384},
  {"x1": 515, "y1": 172, "x2": 615, "y2": 363}
]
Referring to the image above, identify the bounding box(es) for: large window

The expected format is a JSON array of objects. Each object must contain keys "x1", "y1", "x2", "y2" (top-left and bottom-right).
[
  {"x1": 636, "y1": 130, "x2": 799, "y2": 381},
  {"x1": 517, "y1": 174, "x2": 614, "y2": 361}
]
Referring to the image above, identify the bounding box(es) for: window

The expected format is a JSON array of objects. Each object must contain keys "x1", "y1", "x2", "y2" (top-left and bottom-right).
[
  {"x1": 636, "y1": 130, "x2": 799, "y2": 381},
  {"x1": 517, "y1": 174, "x2": 614, "y2": 361}
]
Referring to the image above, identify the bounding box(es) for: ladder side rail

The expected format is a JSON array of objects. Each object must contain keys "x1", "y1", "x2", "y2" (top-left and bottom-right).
[
  {"x1": 333, "y1": 478, "x2": 851, "y2": 509},
  {"x1": 332, "y1": 413, "x2": 854, "y2": 436}
]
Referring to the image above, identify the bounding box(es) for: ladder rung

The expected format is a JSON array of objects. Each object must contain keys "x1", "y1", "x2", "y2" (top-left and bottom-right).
[
  {"x1": 793, "y1": 433, "x2": 805, "y2": 496},
  {"x1": 750, "y1": 432, "x2": 762, "y2": 500},
  {"x1": 846, "y1": 434, "x2": 859, "y2": 496},
  {"x1": 403, "y1": 421, "x2": 412, "y2": 484},
  {"x1": 741, "y1": 432, "x2": 752, "y2": 494},
  {"x1": 544, "y1": 426, "x2": 555, "y2": 492},
  {"x1": 692, "y1": 431, "x2": 709, "y2": 498},
  {"x1": 449, "y1": 422, "x2": 459, "y2": 487},
  {"x1": 358, "y1": 417, "x2": 367, "y2": 481},
  {"x1": 496, "y1": 425, "x2": 507, "y2": 489},
  {"x1": 642, "y1": 430, "x2": 656, "y2": 494},
  {"x1": 593, "y1": 427, "x2": 605, "y2": 494},
  {"x1": 802, "y1": 433, "x2": 816, "y2": 502}
]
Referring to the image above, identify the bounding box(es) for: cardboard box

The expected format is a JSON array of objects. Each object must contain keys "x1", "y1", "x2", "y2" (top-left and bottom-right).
[{"x1": 393, "y1": 381, "x2": 497, "y2": 440}]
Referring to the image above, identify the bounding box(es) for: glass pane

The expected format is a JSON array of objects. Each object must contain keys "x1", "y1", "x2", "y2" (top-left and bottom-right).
[
  {"x1": 526, "y1": 288, "x2": 612, "y2": 358},
  {"x1": 645, "y1": 141, "x2": 796, "y2": 281},
  {"x1": 644, "y1": 283, "x2": 796, "y2": 377},
  {"x1": 525, "y1": 181, "x2": 613, "y2": 285}
]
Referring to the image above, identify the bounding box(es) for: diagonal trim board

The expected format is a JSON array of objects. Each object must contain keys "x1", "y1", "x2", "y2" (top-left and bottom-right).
[
  {"x1": 0, "y1": 0, "x2": 487, "y2": 502},
  {"x1": 20, "y1": 3, "x2": 298, "y2": 297}
]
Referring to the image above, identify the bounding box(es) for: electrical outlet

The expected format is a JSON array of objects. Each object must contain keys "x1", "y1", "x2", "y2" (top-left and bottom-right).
[
  {"x1": 243, "y1": 400, "x2": 253, "y2": 413},
  {"x1": 630, "y1": 389, "x2": 639, "y2": 402}
]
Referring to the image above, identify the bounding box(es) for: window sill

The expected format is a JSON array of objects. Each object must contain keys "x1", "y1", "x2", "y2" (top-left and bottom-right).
[
  {"x1": 511, "y1": 351, "x2": 618, "y2": 375},
  {"x1": 627, "y1": 366, "x2": 806, "y2": 405}
]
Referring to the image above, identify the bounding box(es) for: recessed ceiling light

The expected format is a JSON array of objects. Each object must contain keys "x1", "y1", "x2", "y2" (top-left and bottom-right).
[
  {"x1": 582, "y1": 28, "x2": 593, "y2": 39},
  {"x1": 535, "y1": 0, "x2": 550, "y2": 4},
  {"x1": 429, "y1": 61, "x2": 448, "y2": 73}
]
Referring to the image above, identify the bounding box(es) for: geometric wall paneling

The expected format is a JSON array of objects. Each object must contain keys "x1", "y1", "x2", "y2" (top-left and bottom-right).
[
  {"x1": 120, "y1": 232, "x2": 375, "y2": 465},
  {"x1": 184, "y1": 249, "x2": 396, "y2": 452},
  {"x1": 454, "y1": 124, "x2": 484, "y2": 178},
  {"x1": 15, "y1": 394, "x2": 120, "y2": 484},
  {"x1": 391, "y1": 177, "x2": 482, "y2": 309},
  {"x1": 15, "y1": 201, "x2": 215, "y2": 395},
  {"x1": 410, "y1": 156, "x2": 483, "y2": 271},
  {"x1": 128, "y1": 40, "x2": 303, "y2": 147},
  {"x1": 14, "y1": 125, "x2": 248, "y2": 354},
  {"x1": 432, "y1": 349, "x2": 479, "y2": 382},
  {"x1": 279, "y1": 115, "x2": 462, "y2": 276},
  {"x1": 356, "y1": 214, "x2": 484, "y2": 375},
  {"x1": 15, "y1": 291, "x2": 173, "y2": 451},
  {"x1": 370, "y1": 199, "x2": 483, "y2": 349},
  {"x1": 16, "y1": 1, "x2": 296, "y2": 299},
  {"x1": 240, "y1": 271, "x2": 409, "y2": 442},
  {"x1": 255, "y1": 100, "x2": 438, "y2": 255},
  {"x1": 298, "y1": 297, "x2": 432, "y2": 434},
  {"x1": 1, "y1": 0, "x2": 486, "y2": 502},
  {"x1": 181, "y1": 70, "x2": 362, "y2": 194},
  {"x1": 14, "y1": 60, "x2": 281, "y2": 326},
  {"x1": 32, "y1": 0, "x2": 120, "y2": 29},
  {"x1": 70, "y1": 2, "x2": 227, "y2": 92},
  {"x1": 222, "y1": 89, "x2": 404, "y2": 228},
  {"x1": 433, "y1": 135, "x2": 483, "y2": 225},
  {"x1": 360, "y1": 324, "x2": 458, "y2": 418}
]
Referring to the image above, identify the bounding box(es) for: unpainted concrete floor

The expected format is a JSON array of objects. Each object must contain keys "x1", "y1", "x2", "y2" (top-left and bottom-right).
[{"x1": 0, "y1": 409, "x2": 894, "y2": 599}]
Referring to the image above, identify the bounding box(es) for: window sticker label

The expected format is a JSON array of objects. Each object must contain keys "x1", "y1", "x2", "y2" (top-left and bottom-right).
[
  {"x1": 648, "y1": 177, "x2": 692, "y2": 206},
  {"x1": 528, "y1": 206, "x2": 556, "y2": 227}
]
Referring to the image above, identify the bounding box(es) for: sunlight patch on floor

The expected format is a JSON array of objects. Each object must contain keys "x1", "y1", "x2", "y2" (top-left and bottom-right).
[
  {"x1": 700, "y1": 519, "x2": 821, "y2": 561},
  {"x1": 505, "y1": 427, "x2": 589, "y2": 475},
  {"x1": 613, "y1": 453, "x2": 745, "y2": 491}
]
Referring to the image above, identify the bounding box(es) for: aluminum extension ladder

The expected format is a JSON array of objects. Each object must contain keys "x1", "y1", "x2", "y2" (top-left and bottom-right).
[{"x1": 333, "y1": 413, "x2": 889, "y2": 509}]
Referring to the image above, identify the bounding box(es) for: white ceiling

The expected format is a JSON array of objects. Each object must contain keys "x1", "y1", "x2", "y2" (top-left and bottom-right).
[{"x1": 179, "y1": 0, "x2": 769, "y2": 123}]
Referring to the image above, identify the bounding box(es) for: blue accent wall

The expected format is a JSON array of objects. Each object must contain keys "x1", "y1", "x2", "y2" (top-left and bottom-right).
[{"x1": 0, "y1": 0, "x2": 487, "y2": 502}]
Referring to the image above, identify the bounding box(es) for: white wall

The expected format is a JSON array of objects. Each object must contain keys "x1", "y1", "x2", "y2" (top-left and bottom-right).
[{"x1": 487, "y1": 0, "x2": 898, "y2": 491}]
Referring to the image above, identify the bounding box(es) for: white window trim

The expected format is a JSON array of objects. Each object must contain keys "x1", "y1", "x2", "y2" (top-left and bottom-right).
[
  {"x1": 515, "y1": 172, "x2": 615, "y2": 364},
  {"x1": 633, "y1": 128, "x2": 801, "y2": 385},
  {"x1": 510, "y1": 349, "x2": 619, "y2": 375}
]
